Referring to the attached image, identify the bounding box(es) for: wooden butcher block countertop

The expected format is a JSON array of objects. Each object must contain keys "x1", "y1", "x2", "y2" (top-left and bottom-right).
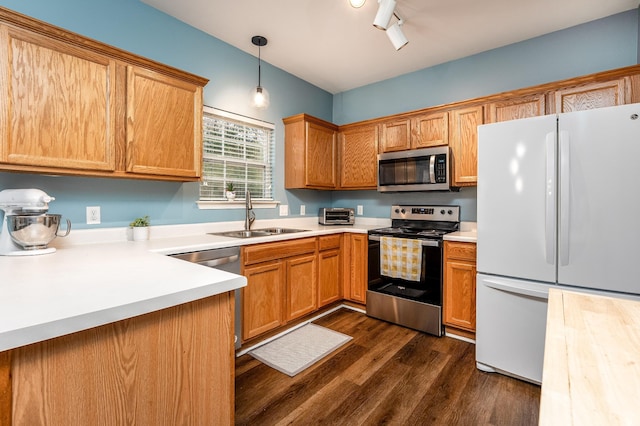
[{"x1": 539, "y1": 289, "x2": 640, "y2": 425}]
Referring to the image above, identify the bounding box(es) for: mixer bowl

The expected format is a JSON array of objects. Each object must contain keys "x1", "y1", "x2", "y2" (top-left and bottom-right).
[{"x1": 7, "y1": 214, "x2": 70, "y2": 249}]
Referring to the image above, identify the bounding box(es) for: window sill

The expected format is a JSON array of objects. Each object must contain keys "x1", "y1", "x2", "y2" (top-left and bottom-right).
[{"x1": 196, "y1": 200, "x2": 280, "y2": 210}]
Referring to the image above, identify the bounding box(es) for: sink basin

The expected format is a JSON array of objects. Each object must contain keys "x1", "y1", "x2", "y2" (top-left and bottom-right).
[
  {"x1": 253, "y1": 227, "x2": 308, "y2": 234},
  {"x1": 210, "y1": 228, "x2": 308, "y2": 239}
]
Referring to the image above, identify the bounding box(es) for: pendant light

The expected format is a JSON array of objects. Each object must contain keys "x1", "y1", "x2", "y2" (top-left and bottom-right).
[{"x1": 249, "y1": 35, "x2": 270, "y2": 110}]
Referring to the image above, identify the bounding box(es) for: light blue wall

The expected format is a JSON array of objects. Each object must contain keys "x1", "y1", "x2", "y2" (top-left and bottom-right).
[
  {"x1": 331, "y1": 9, "x2": 639, "y2": 221},
  {"x1": 1, "y1": 3, "x2": 638, "y2": 226},
  {"x1": 0, "y1": 0, "x2": 333, "y2": 228}
]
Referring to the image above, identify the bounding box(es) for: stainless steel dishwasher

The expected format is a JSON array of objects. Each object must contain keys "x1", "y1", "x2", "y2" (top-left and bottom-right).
[{"x1": 169, "y1": 246, "x2": 242, "y2": 349}]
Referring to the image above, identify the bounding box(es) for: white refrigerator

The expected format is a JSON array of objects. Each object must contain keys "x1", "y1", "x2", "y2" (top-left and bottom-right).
[{"x1": 476, "y1": 103, "x2": 640, "y2": 384}]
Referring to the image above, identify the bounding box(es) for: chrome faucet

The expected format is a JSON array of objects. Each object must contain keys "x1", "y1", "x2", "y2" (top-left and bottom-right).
[{"x1": 245, "y1": 190, "x2": 255, "y2": 230}]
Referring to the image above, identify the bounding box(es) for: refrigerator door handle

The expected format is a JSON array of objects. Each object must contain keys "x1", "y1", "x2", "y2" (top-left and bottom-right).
[
  {"x1": 545, "y1": 132, "x2": 556, "y2": 265},
  {"x1": 559, "y1": 130, "x2": 570, "y2": 266},
  {"x1": 483, "y1": 278, "x2": 549, "y2": 301}
]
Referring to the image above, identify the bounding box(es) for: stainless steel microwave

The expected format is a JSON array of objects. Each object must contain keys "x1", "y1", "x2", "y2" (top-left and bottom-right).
[{"x1": 377, "y1": 146, "x2": 454, "y2": 192}]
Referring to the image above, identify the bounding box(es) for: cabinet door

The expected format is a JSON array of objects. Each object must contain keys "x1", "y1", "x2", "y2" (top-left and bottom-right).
[
  {"x1": 554, "y1": 79, "x2": 627, "y2": 113},
  {"x1": 338, "y1": 124, "x2": 378, "y2": 189},
  {"x1": 443, "y1": 242, "x2": 477, "y2": 332},
  {"x1": 286, "y1": 253, "x2": 317, "y2": 321},
  {"x1": 380, "y1": 118, "x2": 411, "y2": 152},
  {"x1": 0, "y1": 25, "x2": 116, "y2": 172},
  {"x1": 242, "y1": 261, "x2": 285, "y2": 340},
  {"x1": 318, "y1": 248, "x2": 342, "y2": 307},
  {"x1": 343, "y1": 234, "x2": 367, "y2": 303},
  {"x1": 450, "y1": 106, "x2": 483, "y2": 186},
  {"x1": 411, "y1": 111, "x2": 448, "y2": 148},
  {"x1": 305, "y1": 121, "x2": 336, "y2": 188},
  {"x1": 126, "y1": 66, "x2": 202, "y2": 179},
  {"x1": 486, "y1": 95, "x2": 546, "y2": 123}
]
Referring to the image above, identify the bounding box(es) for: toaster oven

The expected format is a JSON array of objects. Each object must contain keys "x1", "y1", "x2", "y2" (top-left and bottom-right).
[{"x1": 319, "y1": 208, "x2": 355, "y2": 225}]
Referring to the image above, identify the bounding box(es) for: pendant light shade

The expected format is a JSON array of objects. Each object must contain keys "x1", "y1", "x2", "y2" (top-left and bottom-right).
[{"x1": 250, "y1": 35, "x2": 270, "y2": 110}]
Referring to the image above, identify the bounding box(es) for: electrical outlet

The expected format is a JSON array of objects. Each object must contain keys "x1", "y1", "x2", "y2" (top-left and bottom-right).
[
  {"x1": 357, "y1": 205, "x2": 363, "y2": 215},
  {"x1": 279, "y1": 205, "x2": 289, "y2": 216},
  {"x1": 300, "y1": 205, "x2": 306, "y2": 216},
  {"x1": 86, "y1": 206, "x2": 101, "y2": 225}
]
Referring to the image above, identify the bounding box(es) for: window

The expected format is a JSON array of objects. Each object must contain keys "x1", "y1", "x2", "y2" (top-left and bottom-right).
[{"x1": 200, "y1": 106, "x2": 274, "y2": 202}]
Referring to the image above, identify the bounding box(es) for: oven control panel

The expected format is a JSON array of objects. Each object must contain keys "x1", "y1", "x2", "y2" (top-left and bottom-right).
[{"x1": 390, "y1": 205, "x2": 460, "y2": 222}]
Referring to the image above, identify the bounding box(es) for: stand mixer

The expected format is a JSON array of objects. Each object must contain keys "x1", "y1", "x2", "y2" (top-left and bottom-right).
[{"x1": 0, "y1": 188, "x2": 67, "y2": 256}]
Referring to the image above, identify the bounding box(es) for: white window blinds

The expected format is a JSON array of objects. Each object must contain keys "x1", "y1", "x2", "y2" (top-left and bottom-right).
[{"x1": 200, "y1": 107, "x2": 274, "y2": 200}]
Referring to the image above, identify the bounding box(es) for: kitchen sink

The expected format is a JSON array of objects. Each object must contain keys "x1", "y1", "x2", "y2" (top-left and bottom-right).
[{"x1": 210, "y1": 228, "x2": 308, "y2": 239}]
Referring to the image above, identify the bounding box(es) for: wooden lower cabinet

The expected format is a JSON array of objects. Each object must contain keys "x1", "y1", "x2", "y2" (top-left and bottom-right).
[
  {"x1": 443, "y1": 241, "x2": 477, "y2": 335},
  {"x1": 343, "y1": 233, "x2": 368, "y2": 304},
  {"x1": 318, "y1": 235, "x2": 342, "y2": 307},
  {"x1": 241, "y1": 237, "x2": 317, "y2": 341},
  {"x1": 242, "y1": 261, "x2": 286, "y2": 340},
  {"x1": 286, "y1": 253, "x2": 318, "y2": 321},
  {"x1": 1, "y1": 293, "x2": 235, "y2": 426}
]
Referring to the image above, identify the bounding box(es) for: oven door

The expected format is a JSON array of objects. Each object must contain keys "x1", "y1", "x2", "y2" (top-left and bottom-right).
[{"x1": 366, "y1": 235, "x2": 444, "y2": 335}]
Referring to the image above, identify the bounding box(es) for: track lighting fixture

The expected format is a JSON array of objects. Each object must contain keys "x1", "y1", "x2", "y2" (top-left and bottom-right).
[
  {"x1": 249, "y1": 35, "x2": 270, "y2": 109},
  {"x1": 373, "y1": 0, "x2": 408, "y2": 50},
  {"x1": 373, "y1": 0, "x2": 396, "y2": 30}
]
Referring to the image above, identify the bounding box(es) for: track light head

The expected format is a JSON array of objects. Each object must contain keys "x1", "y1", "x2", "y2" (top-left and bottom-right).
[
  {"x1": 386, "y1": 18, "x2": 408, "y2": 50},
  {"x1": 373, "y1": 0, "x2": 397, "y2": 30}
]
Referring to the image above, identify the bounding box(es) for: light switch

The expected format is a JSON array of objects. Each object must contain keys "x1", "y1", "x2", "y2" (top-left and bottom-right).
[
  {"x1": 300, "y1": 205, "x2": 306, "y2": 216},
  {"x1": 280, "y1": 205, "x2": 289, "y2": 216}
]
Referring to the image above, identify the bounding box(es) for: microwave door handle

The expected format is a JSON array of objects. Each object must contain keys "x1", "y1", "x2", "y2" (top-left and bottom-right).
[{"x1": 429, "y1": 155, "x2": 436, "y2": 183}]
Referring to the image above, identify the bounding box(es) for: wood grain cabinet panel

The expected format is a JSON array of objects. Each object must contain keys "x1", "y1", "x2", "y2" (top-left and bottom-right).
[
  {"x1": 126, "y1": 66, "x2": 203, "y2": 178},
  {"x1": 443, "y1": 241, "x2": 477, "y2": 333},
  {"x1": 242, "y1": 261, "x2": 286, "y2": 340},
  {"x1": 343, "y1": 233, "x2": 367, "y2": 304},
  {"x1": 0, "y1": 25, "x2": 117, "y2": 172},
  {"x1": 486, "y1": 94, "x2": 546, "y2": 123},
  {"x1": 0, "y1": 9, "x2": 207, "y2": 181},
  {"x1": 380, "y1": 118, "x2": 411, "y2": 152},
  {"x1": 449, "y1": 106, "x2": 483, "y2": 186},
  {"x1": 7, "y1": 293, "x2": 235, "y2": 425},
  {"x1": 411, "y1": 111, "x2": 449, "y2": 148},
  {"x1": 284, "y1": 114, "x2": 337, "y2": 189},
  {"x1": 338, "y1": 123, "x2": 378, "y2": 189},
  {"x1": 286, "y1": 254, "x2": 318, "y2": 321},
  {"x1": 318, "y1": 235, "x2": 342, "y2": 308},
  {"x1": 554, "y1": 79, "x2": 627, "y2": 113}
]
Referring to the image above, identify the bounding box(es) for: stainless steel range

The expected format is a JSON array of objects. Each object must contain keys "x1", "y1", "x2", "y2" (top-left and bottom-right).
[{"x1": 366, "y1": 205, "x2": 460, "y2": 336}]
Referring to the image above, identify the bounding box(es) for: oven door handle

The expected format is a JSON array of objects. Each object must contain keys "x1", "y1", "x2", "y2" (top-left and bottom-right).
[{"x1": 368, "y1": 235, "x2": 440, "y2": 247}]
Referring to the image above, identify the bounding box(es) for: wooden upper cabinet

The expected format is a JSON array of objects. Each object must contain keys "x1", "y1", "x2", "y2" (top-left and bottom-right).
[
  {"x1": 450, "y1": 106, "x2": 483, "y2": 186},
  {"x1": 380, "y1": 118, "x2": 411, "y2": 152},
  {"x1": 284, "y1": 114, "x2": 337, "y2": 189},
  {"x1": 486, "y1": 94, "x2": 546, "y2": 123},
  {"x1": 411, "y1": 111, "x2": 449, "y2": 148},
  {"x1": 0, "y1": 25, "x2": 116, "y2": 172},
  {"x1": 338, "y1": 123, "x2": 378, "y2": 189},
  {"x1": 554, "y1": 79, "x2": 628, "y2": 113},
  {"x1": 0, "y1": 8, "x2": 208, "y2": 181},
  {"x1": 126, "y1": 66, "x2": 202, "y2": 178}
]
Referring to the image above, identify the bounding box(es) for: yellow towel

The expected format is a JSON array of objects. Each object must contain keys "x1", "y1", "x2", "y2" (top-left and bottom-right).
[{"x1": 380, "y1": 237, "x2": 423, "y2": 282}]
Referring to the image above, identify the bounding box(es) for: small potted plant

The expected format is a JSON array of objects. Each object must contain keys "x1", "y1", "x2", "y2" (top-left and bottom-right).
[
  {"x1": 129, "y1": 215, "x2": 150, "y2": 241},
  {"x1": 225, "y1": 182, "x2": 236, "y2": 201}
]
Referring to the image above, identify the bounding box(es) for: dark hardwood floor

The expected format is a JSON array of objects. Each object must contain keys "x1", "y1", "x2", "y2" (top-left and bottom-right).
[{"x1": 235, "y1": 308, "x2": 540, "y2": 425}]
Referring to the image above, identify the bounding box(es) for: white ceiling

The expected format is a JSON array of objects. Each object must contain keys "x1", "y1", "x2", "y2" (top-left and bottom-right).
[{"x1": 141, "y1": 0, "x2": 638, "y2": 94}]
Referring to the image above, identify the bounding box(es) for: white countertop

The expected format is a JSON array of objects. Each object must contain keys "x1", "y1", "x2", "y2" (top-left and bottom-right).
[
  {"x1": 443, "y1": 221, "x2": 477, "y2": 243},
  {"x1": 0, "y1": 217, "x2": 385, "y2": 352}
]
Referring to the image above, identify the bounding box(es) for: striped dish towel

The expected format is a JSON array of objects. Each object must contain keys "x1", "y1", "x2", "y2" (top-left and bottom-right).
[{"x1": 380, "y1": 236, "x2": 422, "y2": 282}]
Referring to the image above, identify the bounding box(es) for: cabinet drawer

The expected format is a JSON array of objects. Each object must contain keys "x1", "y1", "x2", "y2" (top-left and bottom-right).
[
  {"x1": 318, "y1": 234, "x2": 341, "y2": 251},
  {"x1": 243, "y1": 237, "x2": 317, "y2": 265},
  {"x1": 444, "y1": 241, "x2": 476, "y2": 261}
]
